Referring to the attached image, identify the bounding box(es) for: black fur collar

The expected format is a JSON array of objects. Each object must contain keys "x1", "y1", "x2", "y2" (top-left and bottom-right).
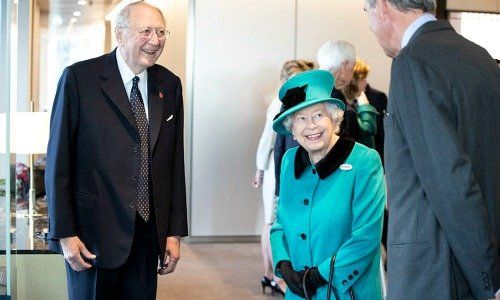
[{"x1": 294, "y1": 136, "x2": 355, "y2": 179}]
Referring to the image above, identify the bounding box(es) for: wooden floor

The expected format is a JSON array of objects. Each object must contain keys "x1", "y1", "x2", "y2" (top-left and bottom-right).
[{"x1": 157, "y1": 242, "x2": 282, "y2": 300}]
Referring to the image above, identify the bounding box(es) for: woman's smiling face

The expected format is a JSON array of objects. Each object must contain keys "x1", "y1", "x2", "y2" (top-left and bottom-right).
[{"x1": 291, "y1": 103, "x2": 336, "y2": 155}]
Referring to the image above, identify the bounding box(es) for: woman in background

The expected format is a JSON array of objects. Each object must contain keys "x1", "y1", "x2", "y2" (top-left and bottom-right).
[
  {"x1": 252, "y1": 59, "x2": 315, "y2": 295},
  {"x1": 341, "y1": 59, "x2": 378, "y2": 148}
]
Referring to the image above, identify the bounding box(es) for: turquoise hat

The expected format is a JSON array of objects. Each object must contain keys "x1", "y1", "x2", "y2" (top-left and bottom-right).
[{"x1": 272, "y1": 70, "x2": 345, "y2": 135}]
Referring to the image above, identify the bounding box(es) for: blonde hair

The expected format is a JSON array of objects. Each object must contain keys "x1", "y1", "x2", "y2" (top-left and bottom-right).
[
  {"x1": 280, "y1": 60, "x2": 316, "y2": 82},
  {"x1": 342, "y1": 59, "x2": 371, "y2": 101}
]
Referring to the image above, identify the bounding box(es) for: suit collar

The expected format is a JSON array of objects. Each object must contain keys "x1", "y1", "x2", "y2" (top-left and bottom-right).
[
  {"x1": 147, "y1": 70, "x2": 164, "y2": 151},
  {"x1": 407, "y1": 20, "x2": 454, "y2": 47},
  {"x1": 294, "y1": 136, "x2": 355, "y2": 179},
  {"x1": 401, "y1": 13, "x2": 436, "y2": 49}
]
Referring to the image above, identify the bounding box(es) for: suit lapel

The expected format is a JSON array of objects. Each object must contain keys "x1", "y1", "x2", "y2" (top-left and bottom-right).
[
  {"x1": 147, "y1": 69, "x2": 164, "y2": 151},
  {"x1": 100, "y1": 50, "x2": 138, "y2": 131}
]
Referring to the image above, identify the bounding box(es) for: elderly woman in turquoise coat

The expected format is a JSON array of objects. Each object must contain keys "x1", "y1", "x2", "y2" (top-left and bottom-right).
[{"x1": 270, "y1": 70, "x2": 385, "y2": 299}]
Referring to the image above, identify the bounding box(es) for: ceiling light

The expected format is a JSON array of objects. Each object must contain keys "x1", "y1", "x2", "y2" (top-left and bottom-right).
[
  {"x1": 70, "y1": 17, "x2": 78, "y2": 23},
  {"x1": 73, "y1": 11, "x2": 82, "y2": 17},
  {"x1": 77, "y1": 0, "x2": 87, "y2": 5},
  {"x1": 51, "y1": 15, "x2": 63, "y2": 26}
]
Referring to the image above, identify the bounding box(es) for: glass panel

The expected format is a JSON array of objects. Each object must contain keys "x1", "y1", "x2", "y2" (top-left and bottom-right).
[{"x1": 449, "y1": 12, "x2": 500, "y2": 60}]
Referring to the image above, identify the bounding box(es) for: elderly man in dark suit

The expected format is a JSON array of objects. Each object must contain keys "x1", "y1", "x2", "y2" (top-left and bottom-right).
[
  {"x1": 45, "y1": 2, "x2": 187, "y2": 299},
  {"x1": 364, "y1": 0, "x2": 500, "y2": 299}
]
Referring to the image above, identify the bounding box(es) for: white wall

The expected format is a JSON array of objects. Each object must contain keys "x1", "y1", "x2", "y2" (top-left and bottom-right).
[{"x1": 296, "y1": 0, "x2": 391, "y2": 93}]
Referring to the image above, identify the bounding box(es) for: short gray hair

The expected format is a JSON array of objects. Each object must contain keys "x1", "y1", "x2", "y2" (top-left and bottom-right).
[
  {"x1": 115, "y1": 1, "x2": 165, "y2": 28},
  {"x1": 365, "y1": 0, "x2": 436, "y2": 13},
  {"x1": 317, "y1": 40, "x2": 356, "y2": 73},
  {"x1": 283, "y1": 102, "x2": 344, "y2": 134}
]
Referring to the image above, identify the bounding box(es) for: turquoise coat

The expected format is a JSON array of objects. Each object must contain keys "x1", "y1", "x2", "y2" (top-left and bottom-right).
[{"x1": 271, "y1": 138, "x2": 386, "y2": 300}]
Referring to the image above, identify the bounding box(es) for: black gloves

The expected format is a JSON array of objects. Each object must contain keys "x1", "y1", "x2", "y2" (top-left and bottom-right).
[
  {"x1": 303, "y1": 267, "x2": 327, "y2": 296},
  {"x1": 278, "y1": 261, "x2": 327, "y2": 298},
  {"x1": 279, "y1": 260, "x2": 306, "y2": 297}
]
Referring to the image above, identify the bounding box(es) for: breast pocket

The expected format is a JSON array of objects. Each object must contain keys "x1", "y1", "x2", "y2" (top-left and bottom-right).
[{"x1": 73, "y1": 190, "x2": 95, "y2": 209}]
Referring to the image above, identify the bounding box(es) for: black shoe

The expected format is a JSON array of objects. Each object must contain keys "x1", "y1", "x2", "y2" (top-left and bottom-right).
[{"x1": 261, "y1": 276, "x2": 274, "y2": 294}]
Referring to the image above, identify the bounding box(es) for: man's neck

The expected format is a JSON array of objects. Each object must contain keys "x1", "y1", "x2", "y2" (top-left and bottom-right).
[{"x1": 389, "y1": 10, "x2": 426, "y2": 57}]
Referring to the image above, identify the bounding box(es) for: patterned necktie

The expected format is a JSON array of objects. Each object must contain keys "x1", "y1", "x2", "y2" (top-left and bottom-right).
[{"x1": 130, "y1": 76, "x2": 150, "y2": 221}]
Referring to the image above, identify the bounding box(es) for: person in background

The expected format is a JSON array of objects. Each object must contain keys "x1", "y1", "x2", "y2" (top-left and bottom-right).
[
  {"x1": 271, "y1": 70, "x2": 385, "y2": 299},
  {"x1": 341, "y1": 59, "x2": 379, "y2": 149},
  {"x1": 273, "y1": 61, "x2": 315, "y2": 196},
  {"x1": 253, "y1": 59, "x2": 315, "y2": 295},
  {"x1": 45, "y1": 2, "x2": 188, "y2": 299},
  {"x1": 365, "y1": 0, "x2": 500, "y2": 298},
  {"x1": 317, "y1": 40, "x2": 378, "y2": 147}
]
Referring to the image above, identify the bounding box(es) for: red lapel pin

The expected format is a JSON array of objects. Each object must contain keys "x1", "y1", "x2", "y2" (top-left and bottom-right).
[{"x1": 159, "y1": 91, "x2": 164, "y2": 99}]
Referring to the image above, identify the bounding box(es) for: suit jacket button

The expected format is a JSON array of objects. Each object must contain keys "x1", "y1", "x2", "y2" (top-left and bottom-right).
[
  {"x1": 300, "y1": 233, "x2": 307, "y2": 240},
  {"x1": 348, "y1": 275, "x2": 353, "y2": 280},
  {"x1": 133, "y1": 147, "x2": 138, "y2": 154},
  {"x1": 342, "y1": 280, "x2": 347, "y2": 285},
  {"x1": 303, "y1": 199, "x2": 309, "y2": 206},
  {"x1": 353, "y1": 270, "x2": 359, "y2": 275},
  {"x1": 129, "y1": 203, "x2": 135, "y2": 209},
  {"x1": 131, "y1": 176, "x2": 136, "y2": 182},
  {"x1": 482, "y1": 272, "x2": 488, "y2": 278}
]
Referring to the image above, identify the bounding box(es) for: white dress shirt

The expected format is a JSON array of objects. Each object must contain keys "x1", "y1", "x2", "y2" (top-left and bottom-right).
[
  {"x1": 401, "y1": 13, "x2": 437, "y2": 49},
  {"x1": 116, "y1": 49, "x2": 149, "y2": 120}
]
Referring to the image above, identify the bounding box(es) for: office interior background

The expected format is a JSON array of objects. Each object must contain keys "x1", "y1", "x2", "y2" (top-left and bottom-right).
[{"x1": 0, "y1": 0, "x2": 499, "y2": 299}]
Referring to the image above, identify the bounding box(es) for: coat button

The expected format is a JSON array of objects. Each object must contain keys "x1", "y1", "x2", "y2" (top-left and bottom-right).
[
  {"x1": 353, "y1": 270, "x2": 359, "y2": 275},
  {"x1": 312, "y1": 169, "x2": 316, "y2": 174},
  {"x1": 133, "y1": 147, "x2": 138, "y2": 154},
  {"x1": 129, "y1": 203, "x2": 135, "y2": 209},
  {"x1": 342, "y1": 280, "x2": 348, "y2": 285},
  {"x1": 348, "y1": 275, "x2": 353, "y2": 280},
  {"x1": 303, "y1": 199, "x2": 309, "y2": 206},
  {"x1": 131, "y1": 176, "x2": 136, "y2": 182},
  {"x1": 300, "y1": 233, "x2": 307, "y2": 240}
]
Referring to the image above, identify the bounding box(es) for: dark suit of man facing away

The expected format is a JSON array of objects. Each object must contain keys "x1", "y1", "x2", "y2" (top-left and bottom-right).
[
  {"x1": 365, "y1": 0, "x2": 499, "y2": 299},
  {"x1": 45, "y1": 2, "x2": 187, "y2": 299}
]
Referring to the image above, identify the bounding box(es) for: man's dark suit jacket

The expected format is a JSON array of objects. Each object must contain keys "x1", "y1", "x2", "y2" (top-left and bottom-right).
[
  {"x1": 385, "y1": 20, "x2": 500, "y2": 299},
  {"x1": 45, "y1": 49, "x2": 188, "y2": 269},
  {"x1": 365, "y1": 85, "x2": 387, "y2": 164}
]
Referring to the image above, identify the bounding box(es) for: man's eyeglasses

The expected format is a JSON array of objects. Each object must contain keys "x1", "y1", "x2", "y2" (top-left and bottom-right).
[{"x1": 123, "y1": 26, "x2": 170, "y2": 39}]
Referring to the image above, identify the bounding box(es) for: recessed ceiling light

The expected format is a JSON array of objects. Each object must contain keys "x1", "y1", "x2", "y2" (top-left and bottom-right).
[
  {"x1": 77, "y1": 0, "x2": 87, "y2": 5},
  {"x1": 70, "y1": 17, "x2": 78, "y2": 23},
  {"x1": 73, "y1": 11, "x2": 82, "y2": 17},
  {"x1": 51, "y1": 15, "x2": 63, "y2": 26}
]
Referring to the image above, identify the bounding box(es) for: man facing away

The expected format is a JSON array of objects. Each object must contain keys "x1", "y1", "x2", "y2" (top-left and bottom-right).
[
  {"x1": 45, "y1": 2, "x2": 188, "y2": 299},
  {"x1": 364, "y1": 0, "x2": 500, "y2": 299}
]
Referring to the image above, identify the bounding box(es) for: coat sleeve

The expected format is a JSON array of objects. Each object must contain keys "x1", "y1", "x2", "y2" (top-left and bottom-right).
[
  {"x1": 270, "y1": 150, "x2": 293, "y2": 277},
  {"x1": 391, "y1": 54, "x2": 498, "y2": 297},
  {"x1": 318, "y1": 149, "x2": 386, "y2": 293},
  {"x1": 256, "y1": 100, "x2": 278, "y2": 171},
  {"x1": 167, "y1": 80, "x2": 188, "y2": 237},
  {"x1": 45, "y1": 67, "x2": 79, "y2": 240}
]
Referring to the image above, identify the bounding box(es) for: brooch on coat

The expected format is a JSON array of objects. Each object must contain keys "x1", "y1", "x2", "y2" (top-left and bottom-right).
[{"x1": 339, "y1": 164, "x2": 353, "y2": 171}]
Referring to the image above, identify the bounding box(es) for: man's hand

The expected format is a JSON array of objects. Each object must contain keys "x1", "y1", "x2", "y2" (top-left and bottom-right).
[
  {"x1": 252, "y1": 169, "x2": 264, "y2": 188},
  {"x1": 158, "y1": 236, "x2": 181, "y2": 275},
  {"x1": 60, "y1": 236, "x2": 96, "y2": 272}
]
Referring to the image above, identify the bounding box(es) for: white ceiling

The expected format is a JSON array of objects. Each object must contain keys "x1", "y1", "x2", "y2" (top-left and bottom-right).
[{"x1": 37, "y1": 0, "x2": 121, "y2": 27}]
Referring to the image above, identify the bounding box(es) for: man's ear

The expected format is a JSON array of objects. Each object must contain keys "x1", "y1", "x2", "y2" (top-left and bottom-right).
[{"x1": 377, "y1": 0, "x2": 390, "y2": 21}]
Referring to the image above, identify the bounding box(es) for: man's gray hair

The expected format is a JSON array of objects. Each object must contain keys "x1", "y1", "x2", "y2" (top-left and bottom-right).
[
  {"x1": 365, "y1": 0, "x2": 436, "y2": 13},
  {"x1": 317, "y1": 40, "x2": 356, "y2": 73},
  {"x1": 283, "y1": 102, "x2": 344, "y2": 134},
  {"x1": 115, "y1": 1, "x2": 165, "y2": 28}
]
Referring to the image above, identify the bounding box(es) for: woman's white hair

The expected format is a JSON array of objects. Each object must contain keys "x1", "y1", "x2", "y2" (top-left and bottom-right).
[
  {"x1": 317, "y1": 40, "x2": 356, "y2": 73},
  {"x1": 282, "y1": 102, "x2": 344, "y2": 134}
]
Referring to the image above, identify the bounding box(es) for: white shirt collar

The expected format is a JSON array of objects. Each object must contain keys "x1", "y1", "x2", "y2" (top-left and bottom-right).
[
  {"x1": 116, "y1": 48, "x2": 148, "y2": 86},
  {"x1": 401, "y1": 13, "x2": 437, "y2": 49}
]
